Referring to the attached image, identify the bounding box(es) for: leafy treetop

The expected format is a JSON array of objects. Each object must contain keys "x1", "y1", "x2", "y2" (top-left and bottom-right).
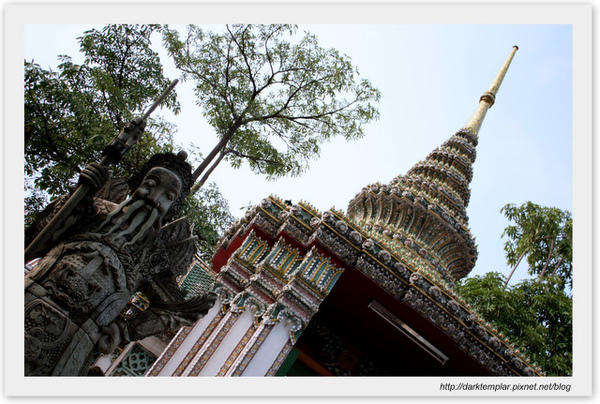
[
  {"x1": 25, "y1": 24, "x2": 179, "y2": 213},
  {"x1": 24, "y1": 24, "x2": 234, "y2": 259},
  {"x1": 162, "y1": 24, "x2": 381, "y2": 188},
  {"x1": 457, "y1": 202, "x2": 573, "y2": 376},
  {"x1": 501, "y1": 202, "x2": 572, "y2": 290}
]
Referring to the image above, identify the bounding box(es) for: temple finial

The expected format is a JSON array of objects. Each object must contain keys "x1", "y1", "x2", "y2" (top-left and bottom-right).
[{"x1": 465, "y1": 46, "x2": 518, "y2": 135}]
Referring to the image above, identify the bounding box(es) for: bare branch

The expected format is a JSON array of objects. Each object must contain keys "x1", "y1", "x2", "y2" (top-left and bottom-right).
[
  {"x1": 224, "y1": 148, "x2": 283, "y2": 174},
  {"x1": 226, "y1": 24, "x2": 257, "y2": 96}
]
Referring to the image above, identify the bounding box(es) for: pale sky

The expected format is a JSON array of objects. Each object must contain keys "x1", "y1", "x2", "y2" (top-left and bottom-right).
[{"x1": 22, "y1": 21, "x2": 574, "y2": 285}]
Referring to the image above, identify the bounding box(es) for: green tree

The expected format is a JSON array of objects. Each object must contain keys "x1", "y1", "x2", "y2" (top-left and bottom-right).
[
  {"x1": 182, "y1": 182, "x2": 235, "y2": 261},
  {"x1": 456, "y1": 273, "x2": 572, "y2": 376},
  {"x1": 162, "y1": 24, "x2": 381, "y2": 191},
  {"x1": 501, "y1": 202, "x2": 572, "y2": 289},
  {"x1": 456, "y1": 202, "x2": 573, "y2": 376},
  {"x1": 25, "y1": 24, "x2": 179, "y2": 226},
  {"x1": 24, "y1": 24, "x2": 234, "y2": 261}
]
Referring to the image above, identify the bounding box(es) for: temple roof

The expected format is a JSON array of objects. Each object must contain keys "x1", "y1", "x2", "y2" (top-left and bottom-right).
[{"x1": 213, "y1": 193, "x2": 543, "y2": 376}]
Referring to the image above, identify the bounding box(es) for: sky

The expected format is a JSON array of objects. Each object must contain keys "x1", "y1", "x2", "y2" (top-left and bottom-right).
[
  {"x1": 22, "y1": 22, "x2": 574, "y2": 286},
  {"x1": 5, "y1": 1, "x2": 593, "y2": 399}
]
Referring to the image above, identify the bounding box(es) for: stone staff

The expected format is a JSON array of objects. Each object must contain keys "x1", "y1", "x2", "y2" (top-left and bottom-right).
[{"x1": 24, "y1": 79, "x2": 179, "y2": 263}]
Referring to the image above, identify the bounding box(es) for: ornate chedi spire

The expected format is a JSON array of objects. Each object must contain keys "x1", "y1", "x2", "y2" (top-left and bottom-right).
[{"x1": 347, "y1": 47, "x2": 518, "y2": 283}]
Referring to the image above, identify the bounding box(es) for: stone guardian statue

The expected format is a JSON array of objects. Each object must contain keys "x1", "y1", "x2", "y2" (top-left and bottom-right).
[{"x1": 25, "y1": 152, "x2": 216, "y2": 376}]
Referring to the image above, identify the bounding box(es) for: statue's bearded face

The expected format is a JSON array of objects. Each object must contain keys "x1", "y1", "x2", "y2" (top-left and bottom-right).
[
  {"x1": 131, "y1": 167, "x2": 182, "y2": 217},
  {"x1": 98, "y1": 167, "x2": 182, "y2": 247}
]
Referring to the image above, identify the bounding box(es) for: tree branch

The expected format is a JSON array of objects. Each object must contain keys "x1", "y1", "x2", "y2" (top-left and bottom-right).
[
  {"x1": 26, "y1": 88, "x2": 82, "y2": 173},
  {"x1": 224, "y1": 147, "x2": 282, "y2": 173},
  {"x1": 227, "y1": 24, "x2": 257, "y2": 96},
  {"x1": 192, "y1": 150, "x2": 227, "y2": 193}
]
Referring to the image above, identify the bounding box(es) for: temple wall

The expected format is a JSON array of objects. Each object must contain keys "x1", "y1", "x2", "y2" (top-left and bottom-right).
[
  {"x1": 240, "y1": 321, "x2": 294, "y2": 376},
  {"x1": 192, "y1": 309, "x2": 254, "y2": 376},
  {"x1": 150, "y1": 300, "x2": 222, "y2": 376}
]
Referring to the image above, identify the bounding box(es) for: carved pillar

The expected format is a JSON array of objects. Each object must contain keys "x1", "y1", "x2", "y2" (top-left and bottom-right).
[
  {"x1": 183, "y1": 305, "x2": 251, "y2": 376},
  {"x1": 229, "y1": 306, "x2": 299, "y2": 376},
  {"x1": 146, "y1": 301, "x2": 223, "y2": 376},
  {"x1": 148, "y1": 227, "x2": 345, "y2": 377}
]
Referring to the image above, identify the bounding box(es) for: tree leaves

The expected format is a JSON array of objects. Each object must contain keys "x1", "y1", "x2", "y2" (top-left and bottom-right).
[
  {"x1": 180, "y1": 182, "x2": 235, "y2": 261},
  {"x1": 24, "y1": 25, "x2": 179, "y2": 223},
  {"x1": 162, "y1": 24, "x2": 381, "y2": 182},
  {"x1": 501, "y1": 202, "x2": 572, "y2": 289},
  {"x1": 457, "y1": 202, "x2": 573, "y2": 376},
  {"x1": 457, "y1": 273, "x2": 572, "y2": 376},
  {"x1": 25, "y1": 24, "x2": 235, "y2": 261}
]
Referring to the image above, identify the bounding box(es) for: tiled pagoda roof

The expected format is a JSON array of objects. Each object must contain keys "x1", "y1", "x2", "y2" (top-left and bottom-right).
[
  {"x1": 347, "y1": 46, "x2": 519, "y2": 283},
  {"x1": 347, "y1": 127, "x2": 479, "y2": 282}
]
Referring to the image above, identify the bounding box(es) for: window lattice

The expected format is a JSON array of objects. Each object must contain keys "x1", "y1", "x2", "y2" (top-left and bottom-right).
[{"x1": 110, "y1": 344, "x2": 157, "y2": 377}]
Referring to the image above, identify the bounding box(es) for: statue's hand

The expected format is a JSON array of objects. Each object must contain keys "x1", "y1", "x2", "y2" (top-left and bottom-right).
[
  {"x1": 96, "y1": 323, "x2": 123, "y2": 354},
  {"x1": 78, "y1": 162, "x2": 109, "y2": 192}
]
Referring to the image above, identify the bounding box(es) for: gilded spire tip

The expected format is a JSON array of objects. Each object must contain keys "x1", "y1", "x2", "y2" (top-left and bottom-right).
[{"x1": 465, "y1": 47, "x2": 518, "y2": 135}]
